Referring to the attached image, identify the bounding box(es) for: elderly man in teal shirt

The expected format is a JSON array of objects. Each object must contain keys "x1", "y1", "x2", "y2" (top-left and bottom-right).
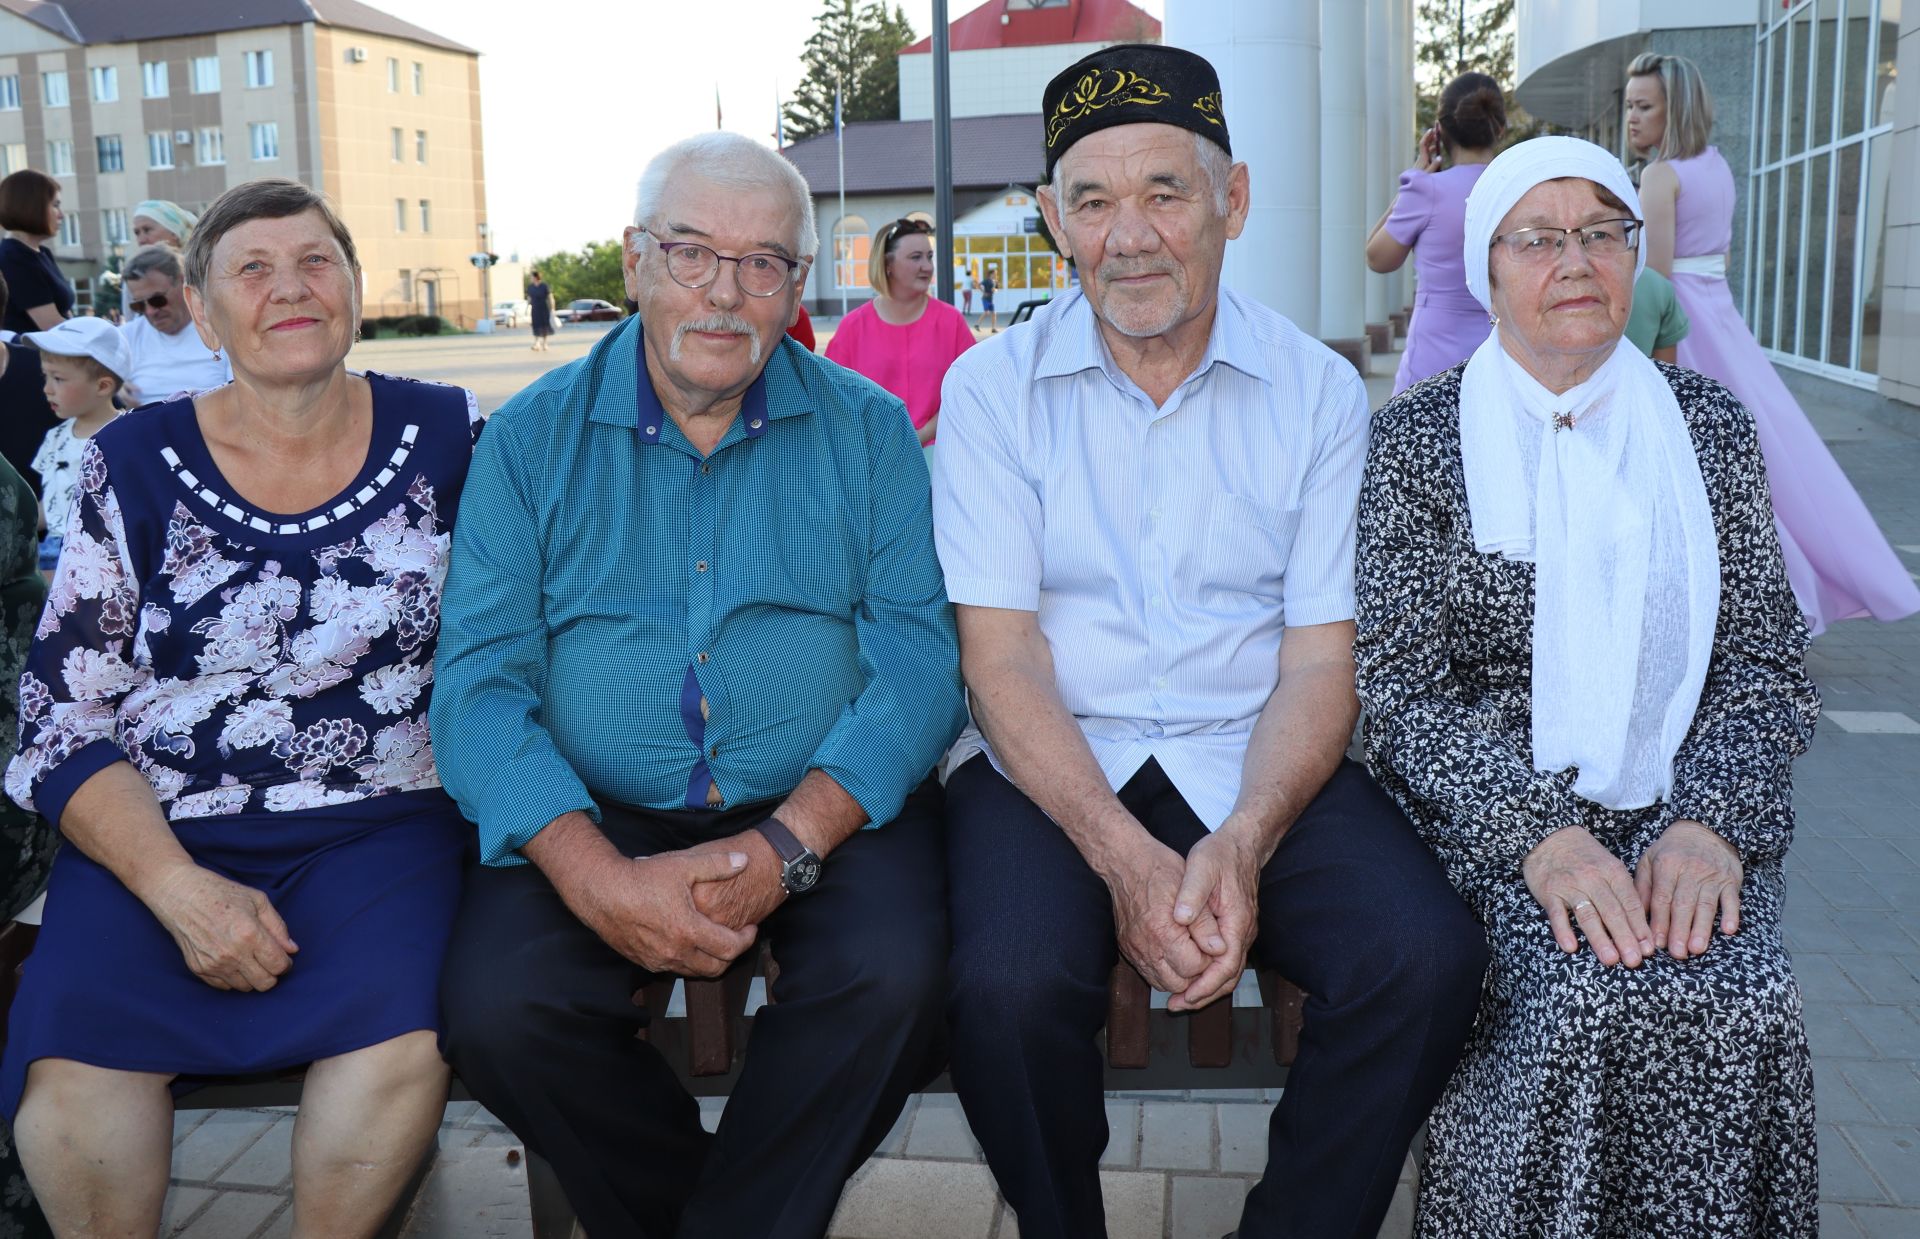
[{"x1": 432, "y1": 132, "x2": 965, "y2": 1239}]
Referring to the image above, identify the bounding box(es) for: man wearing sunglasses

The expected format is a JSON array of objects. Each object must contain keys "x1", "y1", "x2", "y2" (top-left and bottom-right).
[
  {"x1": 118, "y1": 244, "x2": 230, "y2": 405},
  {"x1": 433, "y1": 130, "x2": 965, "y2": 1238}
]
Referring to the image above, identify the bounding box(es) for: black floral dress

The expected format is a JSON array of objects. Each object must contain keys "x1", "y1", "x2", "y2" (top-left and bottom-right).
[{"x1": 1354, "y1": 363, "x2": 1820, "y2": 1237}]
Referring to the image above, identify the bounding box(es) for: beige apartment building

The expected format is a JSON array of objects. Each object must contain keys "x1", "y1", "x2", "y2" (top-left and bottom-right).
[{"x1": 0, "y1": 0, "x2": 488, "y2": 326}]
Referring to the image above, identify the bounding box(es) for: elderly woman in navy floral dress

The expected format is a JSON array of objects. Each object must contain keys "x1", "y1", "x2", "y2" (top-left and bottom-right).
[{"x1": 1, "y1": 179, "x2": 480, "y2": 1237}]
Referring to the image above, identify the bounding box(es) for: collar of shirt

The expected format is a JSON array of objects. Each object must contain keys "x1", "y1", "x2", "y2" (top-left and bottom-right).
[
  {"x1": 582, "y1": 320, "x2": 813, "y2": 452},
  {"x1": 1032, "y1": 286, "x2": 1275, "y2": 403}
]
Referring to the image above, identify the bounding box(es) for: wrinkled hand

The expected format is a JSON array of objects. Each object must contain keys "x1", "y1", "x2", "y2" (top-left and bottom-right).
[
  {"x1": 145, "y1": 863, "x2": 299, "y2": 992},
  {"x1": 578, "y1": 850, "x2": 758, "y2": 977},
  {"x1": 1167, "y1": 824, "x2": 1262, "y2": 1012},
  {"x1": 1107, "y1": 840, "x2": 1212, "y2": 996},
  {"x1": 1522, "y1": 826, "x2": 1654, "y2": 968},
  {"x1": 686, "y1": 830, "x2": 788, "y2": 932},
  {"x1": 1635, "y1": 819, "x2": 1742, "y2": 961}
]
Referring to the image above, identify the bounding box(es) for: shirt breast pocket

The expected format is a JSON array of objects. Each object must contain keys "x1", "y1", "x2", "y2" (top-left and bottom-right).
[{"x1": 1201, "y1": 494, "x2": 1299, "y2": 600}]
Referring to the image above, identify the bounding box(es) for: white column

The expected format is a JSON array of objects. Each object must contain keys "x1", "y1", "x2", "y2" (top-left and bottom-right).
[
  {"x1": 1165, "y1": 0, "x2": 1321, "y2": 333},
  {"x1": 1319, "y1": 0, "x2": 1367, "y2": 343},
  {"x1": 1389, "y1": 0, "x2": 1416, "y2": 313},
  {"x1": 1363, "y1": 0, "x2": 1392, "y2": 327}
]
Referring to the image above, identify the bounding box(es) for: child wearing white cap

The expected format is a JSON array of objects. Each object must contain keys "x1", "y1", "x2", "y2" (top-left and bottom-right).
[{"x1": 22, "y1": 316, "x2": 129, "y2": 574}]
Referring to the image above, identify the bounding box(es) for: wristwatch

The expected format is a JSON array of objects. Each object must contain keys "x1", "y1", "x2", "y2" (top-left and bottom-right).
[{"x1": 753, "y1": 816, "x2": 823, "y2": 895}]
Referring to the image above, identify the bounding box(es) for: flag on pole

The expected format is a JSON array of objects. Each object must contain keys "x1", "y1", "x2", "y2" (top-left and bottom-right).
[{"x1": 715, "y1": 84, "x2": 722, "y2": 130}]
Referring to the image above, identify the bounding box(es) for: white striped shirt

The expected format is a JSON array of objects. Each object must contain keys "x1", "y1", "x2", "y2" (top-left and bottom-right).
[{"x1": 931, "y1": 287, "x2": 1369, "y2": 830}]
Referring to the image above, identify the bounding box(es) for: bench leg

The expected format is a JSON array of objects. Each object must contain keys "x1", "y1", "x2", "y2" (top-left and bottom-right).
[{"x1": 526, "y1": 1147, "x2": 579, "y2": 1239}]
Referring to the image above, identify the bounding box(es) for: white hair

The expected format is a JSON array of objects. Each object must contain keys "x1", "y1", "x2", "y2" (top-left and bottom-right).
[
  {"x1": 1048, "y1": 130, "x2": 1232, "y2": 217},
  {"x1": 632, "y1": 132, "x2": 818, "y2": 260}
]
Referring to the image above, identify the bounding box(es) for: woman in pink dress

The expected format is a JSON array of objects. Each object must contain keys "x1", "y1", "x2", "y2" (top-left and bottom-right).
[
  {"x1": 1367, "y1": 72, "x2": 1506, "y2": 395},
  {"x1": 1629, "y1": 52, "x2": 1919, "y2": 634},
  {"x1": 825, "y1": 217, "x2": 976, "y2": 447}
]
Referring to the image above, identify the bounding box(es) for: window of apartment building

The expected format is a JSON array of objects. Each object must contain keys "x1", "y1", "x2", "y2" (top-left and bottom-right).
[
  {"x1": 387, "y1": 58, "x2": 400, "y2": 92},
  {"x1": 142, "y1": 60, "x2": 168, "y2": 98},
  {"x1": 191, "y1": 56, "x2": 220, "y2": 94},
  {"x1": 56, "y1": 212, "x2": 79, "y2": 249},
  {"x1": 147, "y1": 132, "x2": 174, "y2": 169},
  {"x1": 96, "y1": 134, "x2": 123, "y2": 173},
  {"x1": 0, "y1": 144, "x2": 26, "y2": 176},
  {"x1": 104, "y1": 208, "x2": 129, "y2": 245},
  {"x1": 395, "y1": 199, "x2": 407, "y2": 232},
  {"x1": 413, "y1": 130, "x2": 426, "y2": 163},
  {"x1": 245, "y1": 50, "x2": 273, "y2": 88},
  {"x1": 250, "y1": 122, "x2": 279, "y2": 161},
  {"x1": 196, "y1": 127, "x2": 224, "y2": 165},
  {"x1": 419, "y1": 199, "x2": 431, "y2": 232},
  {"x1": 89, "y1": 65, "x2": 117, "y2": 102},
  {"x1": 42, "y1": 71, "x2": 68, "y2": 107},
  {"x1": 397, "y1": 268, "x2": 412, "y2": 303},
  {"x1": 391, "y1": 127, "x2": 404, "y2": 161},
  {"x1": 411, "y1": 62, "x2": 424, "y2": 94},
  {"x1": 46, "y1": 139, "x2": 72, "y2": 177},
  {"x1": 0, "y1": 76, "x2": 19, "y2": 111}
]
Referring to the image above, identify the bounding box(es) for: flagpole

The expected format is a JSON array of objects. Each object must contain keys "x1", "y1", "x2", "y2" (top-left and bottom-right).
[{"x1": 835, "y1": 80, "x2": 847, "y2": 319}]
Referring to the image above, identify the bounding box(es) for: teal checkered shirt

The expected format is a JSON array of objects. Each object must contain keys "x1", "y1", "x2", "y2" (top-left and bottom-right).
[{"x1": 432, "y1": 319, "x2": 965, "y2": 866}]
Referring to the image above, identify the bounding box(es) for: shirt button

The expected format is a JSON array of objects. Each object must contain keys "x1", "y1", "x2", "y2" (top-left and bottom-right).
[
  {"x1": 695, "y1": 561, "x2": 708, "y2": 572},
  {"x1": 749, "y1": 418, "x2": 763, "y2": 430},
  {"x1": 1150, "y1": 507, "x2": 1163, "y2": 521},
  {"x1": 645, "y1": 425, "x2": 658, "y2": 436},
  {"x1": 701, "y1": 462, "x2": 711, "y2": 474},
  {"x1": 1155, "y1": 676, "x2": 1169, "y2": 689},
  {"x1": 696, "y1": 651, "x2": 709, "y2": 663},
  {"x1": 710, "y1": 743, "x2": 720, "y2": 758}
]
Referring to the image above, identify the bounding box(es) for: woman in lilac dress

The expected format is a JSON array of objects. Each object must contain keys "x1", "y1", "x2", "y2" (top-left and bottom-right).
[
  {"x1": 1367, "y1": 72, "x2": 1506, "y2": 395},
  {"x1": 1, "y1": 180, "x2": 480, "y2": 1235},
  {"x1": 1629, "y1": 52, "x2": 1919, "y2": 634}
]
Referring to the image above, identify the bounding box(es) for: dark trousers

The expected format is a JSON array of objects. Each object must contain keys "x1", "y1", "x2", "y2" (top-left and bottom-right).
[
  {"x1": 439, "y1": 779, "x2": 948, "y2": 1239},
  {"x1": 944, "y1": 756, "x2": 1488, "y2": 1239}
]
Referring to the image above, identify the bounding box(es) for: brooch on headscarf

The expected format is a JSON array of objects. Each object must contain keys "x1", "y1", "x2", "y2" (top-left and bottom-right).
[{"x1": 1552, "y1": 412, "x2": 1577, "y2": 432}]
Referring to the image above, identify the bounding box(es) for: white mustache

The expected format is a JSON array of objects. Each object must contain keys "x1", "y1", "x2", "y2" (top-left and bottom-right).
[{"x1": 671, "y1": 313, "x2": 761, "y2": 365}]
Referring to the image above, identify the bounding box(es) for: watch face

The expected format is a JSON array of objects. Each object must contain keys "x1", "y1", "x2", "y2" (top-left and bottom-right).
[{"x1": 786, "y1": 854, "x2": 823, "y2": 893}]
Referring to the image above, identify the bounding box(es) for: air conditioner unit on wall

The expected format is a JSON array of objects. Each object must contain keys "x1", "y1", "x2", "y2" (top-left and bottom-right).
[
  {"x1": 348, "y1": 47, "x2": 368, "y2": 63},
  {"x1": 173, "y1": 130, "x2": 190, "y2": 144}
]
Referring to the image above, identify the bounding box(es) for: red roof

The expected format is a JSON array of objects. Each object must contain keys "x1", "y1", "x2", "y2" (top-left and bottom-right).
[{"x1": 901, "y1": 0, "x2": 1161, "y2": 55}]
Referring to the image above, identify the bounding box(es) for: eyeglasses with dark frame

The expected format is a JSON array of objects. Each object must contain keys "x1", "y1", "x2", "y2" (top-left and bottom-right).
[
  {"x1": 1490, "y1": 218, "x2": 1645, "y2": 263},
  {"x1": 887, "y1": 217, "x2": 934, "y2": 241},
  {"x1": 638, "y1": 228, "x2": 806, "y2": 298},
  {"x1": 130, "y1": 291, "x2": 171, "y2": 313}
]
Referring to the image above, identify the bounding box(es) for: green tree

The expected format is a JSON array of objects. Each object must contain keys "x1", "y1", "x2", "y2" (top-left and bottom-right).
[
  {"x1": 784, "y1": 0, "x2": 915, "y2": 142},
  {"x1": 1414, "y1": 0, "x2": 1540, "y2": 149},
  {"x1": 528, "y1": 239, "x2": 627, "y2": 308}
]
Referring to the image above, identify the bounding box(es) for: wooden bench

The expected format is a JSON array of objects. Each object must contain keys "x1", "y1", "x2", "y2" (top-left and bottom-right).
[{"x1": 0, "y1": 920, "x2": 1307, "y2": 1238}]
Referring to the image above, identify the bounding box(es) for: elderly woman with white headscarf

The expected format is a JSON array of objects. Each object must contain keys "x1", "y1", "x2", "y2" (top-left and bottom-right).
[{"x1": 1353, "y1": 136, "x2": 1819, "y2": 1236}]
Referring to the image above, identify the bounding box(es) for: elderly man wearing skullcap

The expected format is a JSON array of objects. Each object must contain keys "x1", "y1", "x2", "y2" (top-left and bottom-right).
[{"x1": 931, "y1": 45, "x2": 1488, "y2": 1239}]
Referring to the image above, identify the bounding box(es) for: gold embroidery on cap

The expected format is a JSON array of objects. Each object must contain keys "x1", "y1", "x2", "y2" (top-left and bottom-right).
[
  {"x1": 1046, "y1": 69, "x2": 1172, "y2": 147},
  {"x1": 1192, "y1": 91, "x2": 1224, "y2": 125}
]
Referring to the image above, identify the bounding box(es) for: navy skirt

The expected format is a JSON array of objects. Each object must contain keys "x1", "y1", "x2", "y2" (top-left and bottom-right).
[{"x1": 0, "y1": 789, "x2": 469, "y2": 1119}]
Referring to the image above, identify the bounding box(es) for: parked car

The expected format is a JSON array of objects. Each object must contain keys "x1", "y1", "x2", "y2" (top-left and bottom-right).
[
  {"x1": 560, "y1": 298, "x2": 622, "y2": 324},
  {"x1": 492, "y1": 300, "x2": 531, "y2": 328}
]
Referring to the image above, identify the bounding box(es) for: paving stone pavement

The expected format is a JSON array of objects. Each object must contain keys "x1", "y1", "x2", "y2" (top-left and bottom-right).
[{"x1": 152, "y1": 342, "x2": 1920, "y2": 1236}]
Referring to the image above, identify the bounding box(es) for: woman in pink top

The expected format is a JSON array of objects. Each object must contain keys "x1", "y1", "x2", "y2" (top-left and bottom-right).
[
  {"x1": 825, "y1": 218, "x2": 976, "y2": 446},
  {"x1": 1629, "y1": 52, "x2": 1919, "y2": 634},
  {"x1": 1366, "y1": 72, "x2": 1506, "y2": 395}
]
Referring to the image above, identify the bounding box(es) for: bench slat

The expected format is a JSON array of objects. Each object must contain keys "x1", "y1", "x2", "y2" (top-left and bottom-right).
[{"x1": 1104, "y1": 963, "x2": 1151, "y2": 1069}]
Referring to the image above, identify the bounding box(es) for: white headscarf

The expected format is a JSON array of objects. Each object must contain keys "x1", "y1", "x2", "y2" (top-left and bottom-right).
[{"x1": 1457, "y1": 136, "x2": 1720, "y2": 811}]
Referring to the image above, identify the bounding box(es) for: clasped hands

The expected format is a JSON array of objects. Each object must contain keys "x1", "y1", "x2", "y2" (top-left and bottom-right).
[
  {"x1": 1107, "y1": 819, "x2": 1264, "y2": 1013},
  {"x1": 568, "y1": 828, "x2": 792, "y2": 978},
  {"x1": 1521, "y1": 818, "x2": 1744, "y2": 968}
]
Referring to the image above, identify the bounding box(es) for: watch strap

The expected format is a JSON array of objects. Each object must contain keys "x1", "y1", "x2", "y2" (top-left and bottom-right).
[{"x1": 754, "y1": 816, "x2": 808, "y2": 865}]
